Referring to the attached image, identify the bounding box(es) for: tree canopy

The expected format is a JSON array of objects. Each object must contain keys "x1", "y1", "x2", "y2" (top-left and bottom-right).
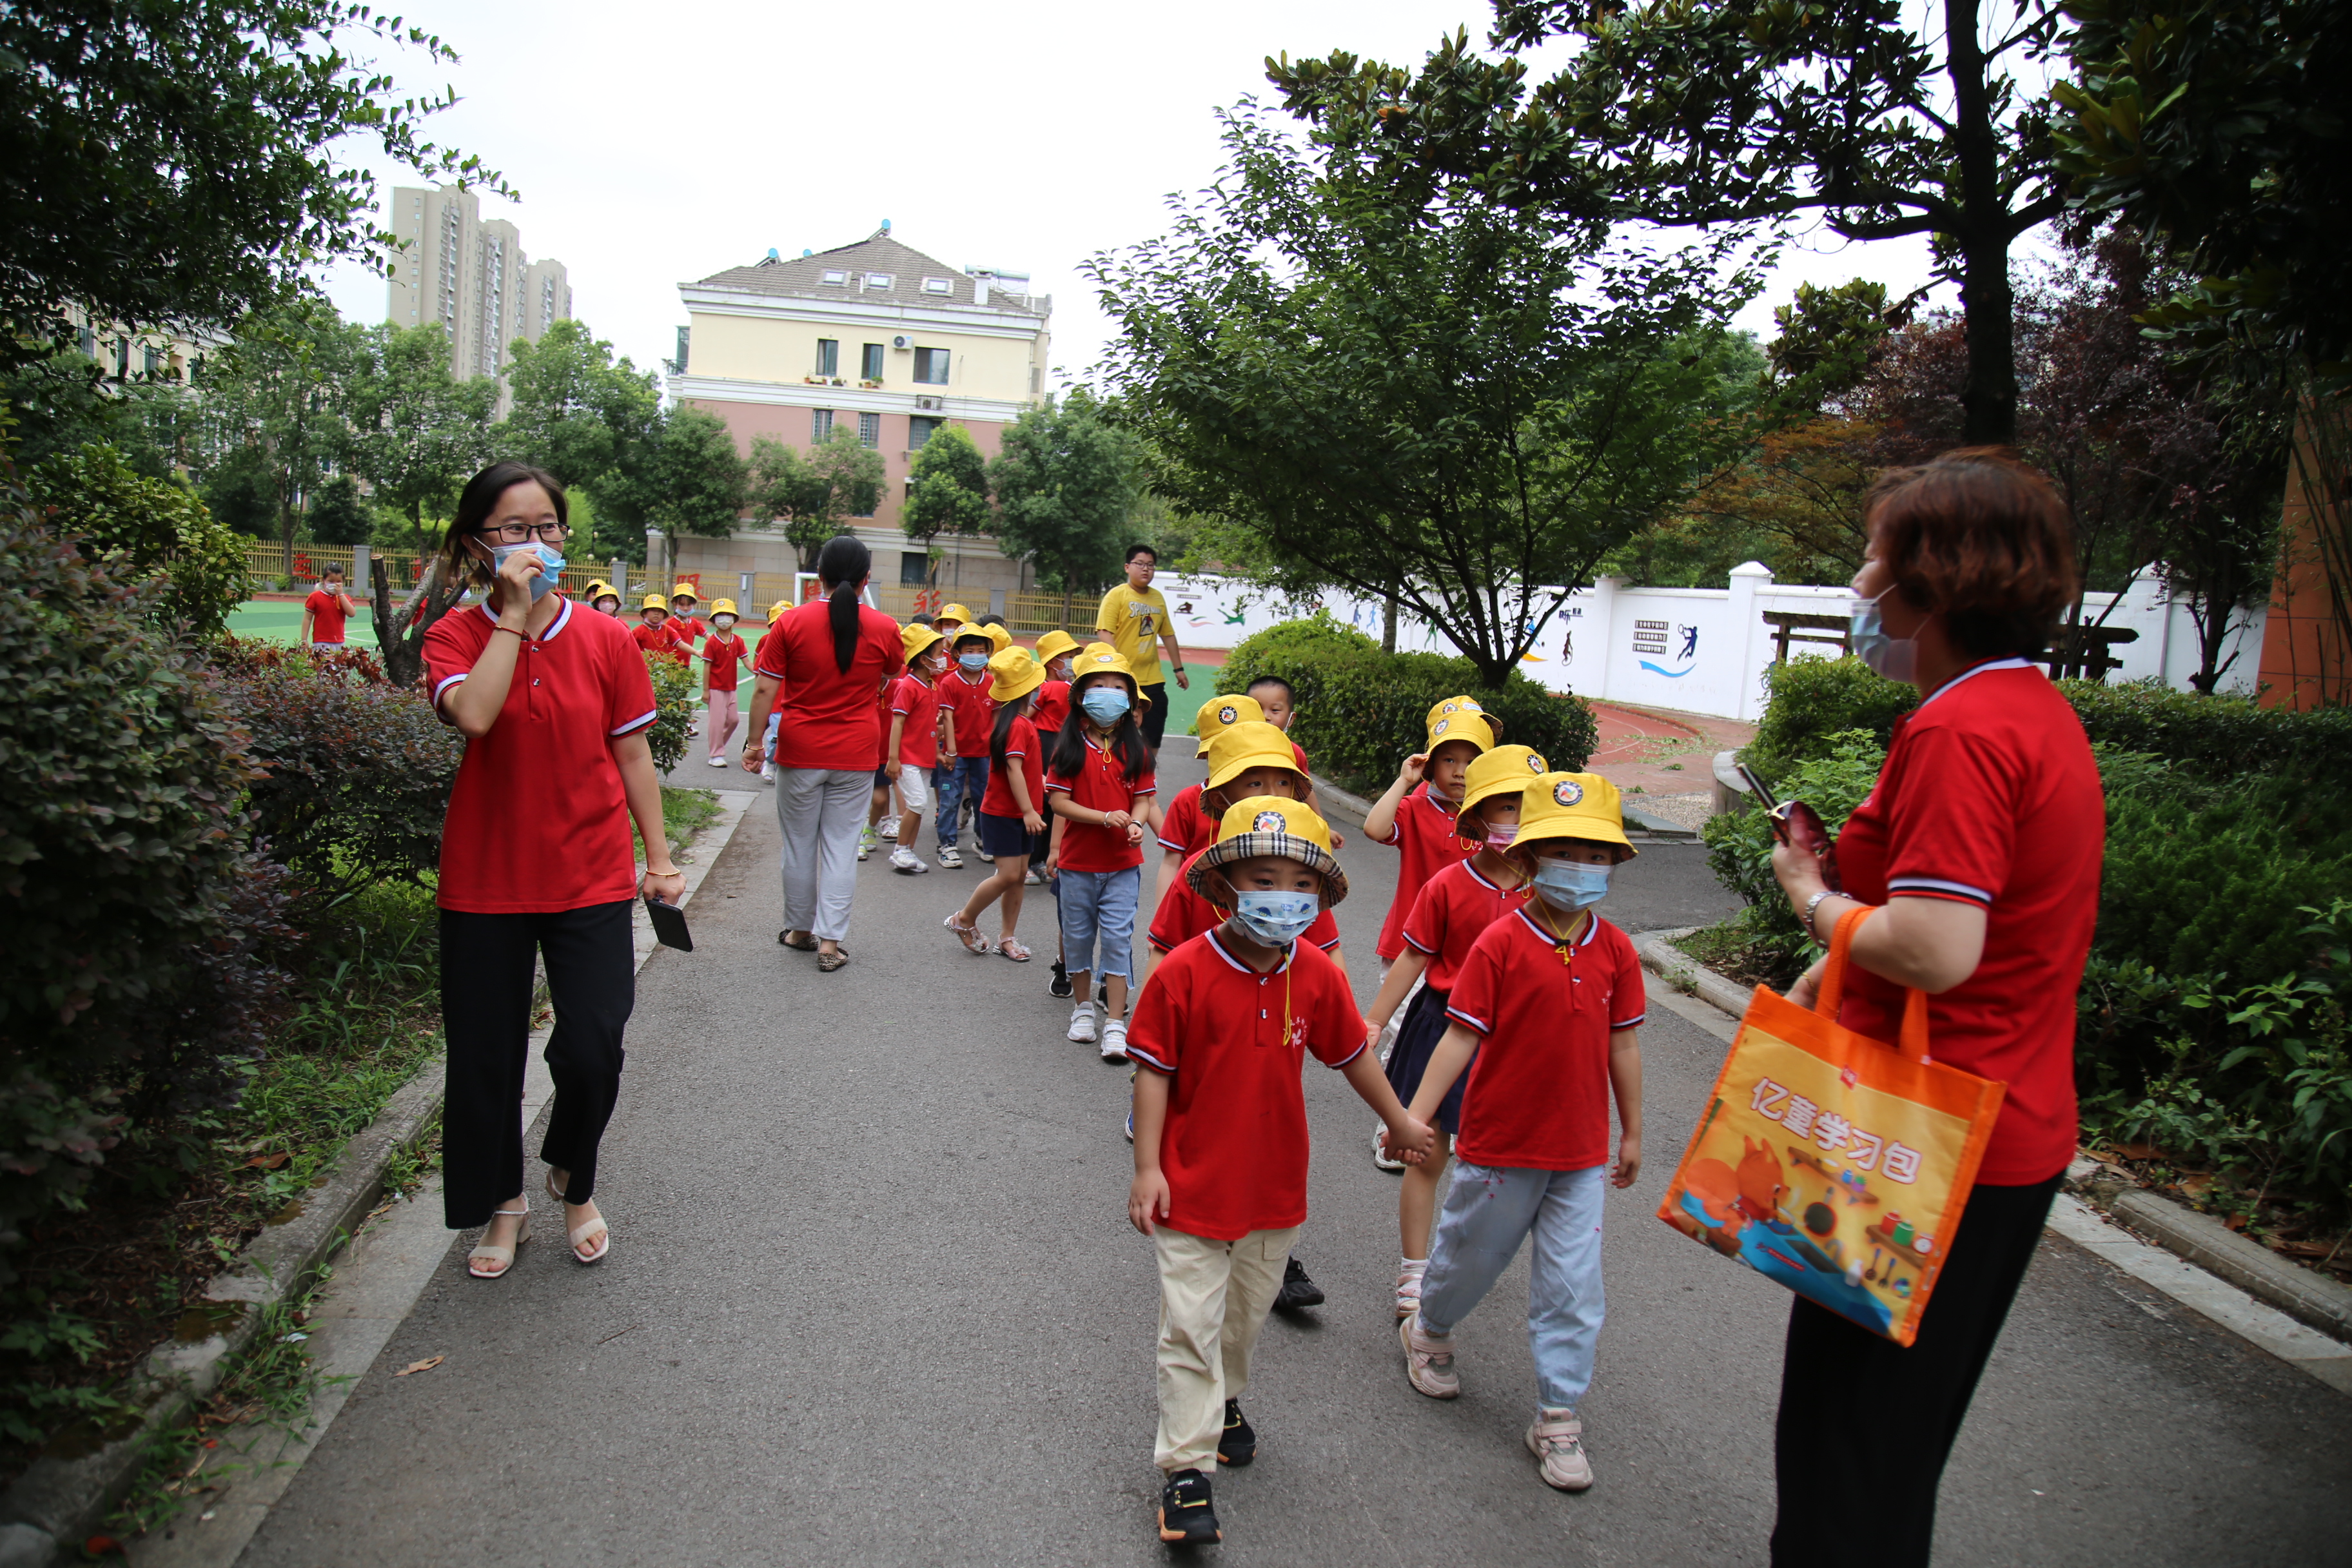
[
  {"x1": 339, "y1": 322, "x2": 496, "y2": 556},
  {"x1": 748, "y1": 426, "x2": 885, "y2": 571},
  {"x1": 902, "y1": 424, "x2": 992, "y2": 562},
  {"x1": 988, "y1": 392, "x2": 1139, "y2": 596}
]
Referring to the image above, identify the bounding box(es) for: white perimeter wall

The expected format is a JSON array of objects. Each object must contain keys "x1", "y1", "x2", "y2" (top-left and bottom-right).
[{"x1": 1150, "y1": 564, "x2": 2266, "y2": 721}]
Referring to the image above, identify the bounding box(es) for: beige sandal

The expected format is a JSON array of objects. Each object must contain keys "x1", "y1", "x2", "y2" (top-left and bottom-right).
[
  {"x1": 467, "y1": 1204, "x2": 531, "y2": 1279},
  {"x1": 567, "y1": 1210, "x2": 611, "y2": 1265}
]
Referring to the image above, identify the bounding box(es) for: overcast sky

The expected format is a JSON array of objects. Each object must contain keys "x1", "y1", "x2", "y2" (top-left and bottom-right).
[{"x1": 318, "y1": 0, "x2": 1954, "y2": 387}]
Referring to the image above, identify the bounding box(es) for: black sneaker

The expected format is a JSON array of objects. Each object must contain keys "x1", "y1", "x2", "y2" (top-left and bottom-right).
[
  {"x1": 1157, "y1": 1467, "x2": 1221, "y2": 1545},
  {"x1": 1098, "y1": 977, "x2": 1110, "y2": 1005},
  {"x1": 1049, "y1": 959, "x2": 1074, "y2": 999},
  {"x1": 1217, "y1": 1398, "x2": 1256, "y2": 1467},
  {"x1": 1274, "y1": 1255, "x2": 1325, "y2": 1311}
]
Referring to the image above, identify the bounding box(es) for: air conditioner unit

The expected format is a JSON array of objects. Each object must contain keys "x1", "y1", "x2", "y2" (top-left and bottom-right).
[
  {"x1": 891, "y1": 335, "x2": 913, "y2": 351},
  {"x1": 916, "y1": 395, "x2": 943, "y2": 411}
]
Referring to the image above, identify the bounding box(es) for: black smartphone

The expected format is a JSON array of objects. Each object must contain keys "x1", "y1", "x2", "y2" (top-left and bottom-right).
[
  {"x1": 643, "y1": 895, "x2": 693, "y2": 952},
  {"x1": 1738, "y1": 761, "x2": 1781, "y2": 813}
]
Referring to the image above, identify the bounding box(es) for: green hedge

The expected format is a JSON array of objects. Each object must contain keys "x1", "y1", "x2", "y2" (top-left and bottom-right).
[
  {"x1": 1215, "y1": 614, "x2": 1598, "y2": 797},
  {"x1": 1740, "y1": 656, "x2": 1919, "y2": 785}
]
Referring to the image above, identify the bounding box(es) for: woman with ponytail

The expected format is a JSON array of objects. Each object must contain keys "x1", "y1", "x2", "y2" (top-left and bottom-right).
[{"x1": 741, "y1": 536, "x2": 903, "y2": 971}]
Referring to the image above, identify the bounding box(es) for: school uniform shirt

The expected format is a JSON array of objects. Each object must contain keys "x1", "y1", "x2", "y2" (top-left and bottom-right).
[
  {"x1": 979, "y1": 716, "x2": 1043, "y2": 817},
  {"x1": 1374, "y1": 783, "x2": 1478, "y2": 960},
  {"x1": 631, "y1": 620, "x2": 682, "y2": 663},
  {"x1": 750, "y1": 600, "x2": 904, "y2": 771},
  {"x1": 1400, "y1": 859, "x2": 1535, "y2": 992},
  {"x1": 424, "y1": 596, "x2": 658, "y2": 914},
  {"x1": 1127, "y1": 932, "x2": 1367, "y2": 1240},
  {"x1": 703, "y1": 631, "x2": 747, "y2": 693},
  {"x1": 1044, "y1": 738, "x2": 1156, "y2": 872},
  {"x1": 1834, "y1": 658, "x2": 2104, "y2": 1186},
  {"x1": 1148, "y1": 850, "x2": 1340, "y2": 954},
  {"x1": 890, "y1": 674, "x2": 942, "y2": 768},
  {"x1": 1032, "y1": 678, "x2": 1071, "y2": 736},
  {"x1": 937, "y1": 667, "x2": 996, "y2": 759},
  {"x1": 1095, "y1": 582, "x2": 1172, "y2": 685},
  {"x1": 1156, "y1": 783, "x2": 1215, "y2": 856},
  {"x1": 304, "y1": 586, "x2": 351, "y2": 643},
  {"x1": 670, "y1": 614, "x2": 709, "y2": 646},
  {"x1": 1446, "y1": 908, "x2": 1646, "y2": 1171}
]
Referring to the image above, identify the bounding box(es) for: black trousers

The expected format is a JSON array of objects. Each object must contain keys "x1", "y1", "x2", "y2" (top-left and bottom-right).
[
  {"x1": 1770, "y1": 1175, "x2": 2061, "y2": 1567},
  {"x1": 440, "y1": 901, "x2": 634, "y2": 1229}
]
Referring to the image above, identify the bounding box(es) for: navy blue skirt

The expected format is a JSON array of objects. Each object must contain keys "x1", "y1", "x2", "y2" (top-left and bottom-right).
[
  {"x1": 1383, "y1": 981, "x2": 1473, "y2": 1137},
  {"x1": 976, "y1": 810, "x2": 1033, "y2": 860}
]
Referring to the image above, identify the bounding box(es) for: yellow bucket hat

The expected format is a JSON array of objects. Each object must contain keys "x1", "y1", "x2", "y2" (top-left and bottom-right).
[
  {"x1": 1427, "y1": 694, "x2": 1489, "y2": 729},
  {"x1": 709, "y1": 598, "x2": 738, "y2": 618},
  {"x1": 934, "y1": 602, "x2": 974, "y2": 626},
  {"x1": 1424, "y1": 710, "x2": 1496, "y2": 756},
  {"x1": 768, "y1": 600, "x2": 791, "y2": 623},
  {"x1": 1512, "y1": 771, "x2": 1637, "y2": 861},
  {"x1": 987, "y1": 645, "x2": 1046, "y2": 704},
  {"x1": 948, "y1": 623, "x2": 995, "y2": 651},
  {"x1": 980, "y1": 621, "x2": 1012, "y2": 653},
  {"x1": 1204, "y1": 721, "x2": 1306, "y2": 792},
  {"x1": 1190, "y1": 796, "x2": 1347, "y2": 906},
  {"x1": 901, "y1": 622, "x2": 945, "y2": 663},
  {"x1": 640, "y1": 593, "x2": 669, "y2": 612},
  {"x1": 585, "y1": 578, "x2": 610, "y2": 598},
  {"x1": 1072, "y1": 641, "x2": 1141, "y2": 701},
  {"x1": 1192, "y1": 692, "x2": 1266, "y2": 756},
  {"x1": 1032, "y1": 628, "x2": 1079, "y2": 665},
  {"x1": 1455, "y1": 745, "x2": 1551, "y2": 830},
  {"x1": 670, "y1": 583, "x2": 699, "y2": 602}
]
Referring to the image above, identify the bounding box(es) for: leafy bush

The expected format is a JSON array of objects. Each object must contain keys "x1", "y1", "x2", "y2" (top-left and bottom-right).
[
  {"x1": 1739, "y1": 655, "x2": 1918, "y2": 785},
  {"x1": 1700, "y1": 730, "x2": 1888, "y2": 981},
  {"x1": 0, "y1": 492, "x2": 291, "y2": 1277},
  {"x1": 24, "y1": 442, "x2": 250, "y2": 638},
  {"x1": 2058, "y1": 678, "x2": 2352, "y2": 780},
  {"x1": 1217, "y1": 613, "x2": 1599, "y2": 796},
  {"x1": 206, "y1": 640, "x2": 463, "y2": 908},
  {"x1": 643, "y1": 651, "x2": 696, "y2": 774}
]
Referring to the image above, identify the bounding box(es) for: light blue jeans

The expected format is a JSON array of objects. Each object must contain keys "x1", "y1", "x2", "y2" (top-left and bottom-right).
[
  {"x1": 1056, "y1": 865, "x2": 1139, "y2": 985},
  {"x1": 933, "y1": 756, "x2": 989, "y2": 848},
  {"x1": 1419, "y1": 1161, "x2": 1607, "y2": 1411}
]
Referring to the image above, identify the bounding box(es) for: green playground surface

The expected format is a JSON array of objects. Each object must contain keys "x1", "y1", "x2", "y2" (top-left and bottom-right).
[{"x1": 228, "y1": 598, "x2": 379, "y2": 647}]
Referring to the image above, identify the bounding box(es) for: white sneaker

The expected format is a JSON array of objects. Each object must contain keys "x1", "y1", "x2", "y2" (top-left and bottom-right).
[
  {"x1": 1395, "y1": 1262, "x2": 1427, "y2": 1320},
  {"x1": 890, "y1": 847, "x2": 929, "y2": 875},
  {"x1": 1526, "y1": 1409, "x2": 1593, "y2": 1491},
  {"x1": 705, "y1": 755, "x2": 729, "y2": 768},
  {"x1": 1372, "y1": 1121, "x2": 1406, "y2": 1172},
  {"x1": 761, "y1": 761, "x2": 776, "y2": 782},
  {"x1": 1100, "y1": 1018, "x2": 1128, "y2": 1063},
  {"x1": 937, "y1": 845, "x2": 963, "y2": 869},
  {"x1": 1066, "y1": 1005, "x2": 1097, "y2": 1044},
  {"x1": 879, "y1": 816, "x2": 900, "y2": 838},
  {"x1": 1400, "y1": 1313, "x2": 1460, "y2": 1400}
]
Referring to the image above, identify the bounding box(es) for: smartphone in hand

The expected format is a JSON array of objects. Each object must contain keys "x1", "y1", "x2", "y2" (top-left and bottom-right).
[
  {"x1": 643, "y1": 894, "x2": 692, "y2": 952},
  {"x1": 1740, "y1": 763, "x2": 1841, "y2": 891}
]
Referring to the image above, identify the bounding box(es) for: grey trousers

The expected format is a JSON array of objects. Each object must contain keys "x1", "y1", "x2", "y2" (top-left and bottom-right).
[{"x1": 777, "y1": 766, "x2": 870, "y2": 942}]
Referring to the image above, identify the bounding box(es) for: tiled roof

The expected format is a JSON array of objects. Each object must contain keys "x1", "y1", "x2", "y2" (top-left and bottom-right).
[{"x1": 694, "y1": 232, "x2": 1047, "y2": 316}]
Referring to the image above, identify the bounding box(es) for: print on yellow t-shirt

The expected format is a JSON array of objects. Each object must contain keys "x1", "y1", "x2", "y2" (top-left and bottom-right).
[{"x1": 1096, "y1": 583, "x2": 1170, "y2": 685}]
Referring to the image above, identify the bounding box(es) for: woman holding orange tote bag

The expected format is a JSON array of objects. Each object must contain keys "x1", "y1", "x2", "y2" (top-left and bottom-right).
[{"x1": 1763, "y1": 449, "x2": 2103, "y2": 1566}]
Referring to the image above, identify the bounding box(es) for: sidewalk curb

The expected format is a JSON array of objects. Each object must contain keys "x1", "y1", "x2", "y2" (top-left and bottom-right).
[
  {"x1": 0, "y1": 790, "x2": 760, "y2": 1568},
  {"x1": 1629, "y1": 926, "x2": 2352, "y2": 1386}
]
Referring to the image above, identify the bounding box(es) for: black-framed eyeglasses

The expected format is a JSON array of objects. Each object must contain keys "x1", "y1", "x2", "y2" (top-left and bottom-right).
[{"x1": 475, "y1": 522, "x2": 572, "y2": 544}]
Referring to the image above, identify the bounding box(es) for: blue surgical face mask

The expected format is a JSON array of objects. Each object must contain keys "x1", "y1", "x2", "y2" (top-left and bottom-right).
[
  {"x1": 492, "y1": 542, "x2": 564, "y2": 602},
  {"x1": 1849, "y1": 585, "x2": 1918, "y2": 682},
  {"x1": 1531, "y1": 859, "x2": 1612, "y2": 913},
  {"x1": 1081, "y1": 686, "x2": 1131, "y2": 724},
  {"x1": 1232, "y1": 888, "x2": 1319, "y2": 946},
  {"x1": 959, "y1": 651, "x2": 988, "y2": 672}
]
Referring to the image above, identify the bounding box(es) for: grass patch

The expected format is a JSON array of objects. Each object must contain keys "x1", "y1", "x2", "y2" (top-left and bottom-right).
[
  {"x1": 1674, "y1": 918, "x2": 1803, "y2": 990},
  {"x1": 634, "y1": 785, "x2": 720, "y2": 864}
]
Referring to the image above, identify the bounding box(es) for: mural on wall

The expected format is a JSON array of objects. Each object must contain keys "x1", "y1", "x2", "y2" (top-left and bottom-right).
[{"x1": 1634, "y1": 618, "x2": 1702, "y2": 680}]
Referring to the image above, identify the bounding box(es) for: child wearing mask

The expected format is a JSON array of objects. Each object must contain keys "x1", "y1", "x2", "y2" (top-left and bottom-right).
[
  {"x1": 695, "y1": 599, "x2": 749, "y2": 766},
  {"x1": 1126, "y1": 796, "x2": 1434, "y2": 1547},
  {"x1": 1396, "y1": 770, "x2": 1645, "y2": 1496},
  {"x1": 933, "y1": 627, "x2": 997, "y2": 869},
  {"x1": 1362, "y1": 744, "x2": 1548, "y2": 1316},
  {"x1": 887, "y1": 623, "x2": 947, "y2": 873},
  {"x1": 1030, "y1": 629, "x2": 1079, "y2": 734},
  {"x1": 1045, "y1": 643, "x2": 1155, "y2": 1060},
  {"x1": 945, "y1": 647, "x2": 1048, "y2": 958},
  {"x1": 631, "y1": 594, "x2": 684, "y2": 662}
]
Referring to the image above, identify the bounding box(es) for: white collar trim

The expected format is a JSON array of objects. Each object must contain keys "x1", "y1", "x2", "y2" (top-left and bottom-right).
[{"x1": 1920, "y1": 655, "x2": 2034, "y2": 708}]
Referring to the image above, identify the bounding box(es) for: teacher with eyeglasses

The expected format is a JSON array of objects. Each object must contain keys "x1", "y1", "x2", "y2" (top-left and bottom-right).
[{"x1": 424, "y1": 461, "x2": 683, "y2": 1280}]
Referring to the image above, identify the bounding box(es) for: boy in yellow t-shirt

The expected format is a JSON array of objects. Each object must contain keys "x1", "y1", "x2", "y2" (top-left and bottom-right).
[{"x1": 1097, "y1": 544, "x2": 1190, "y2": 754}]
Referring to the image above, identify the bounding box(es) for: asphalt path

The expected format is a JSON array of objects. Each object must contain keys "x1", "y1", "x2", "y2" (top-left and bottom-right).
[{"x1": 242, "y1": 750, "x2": 2349, "y2": 1566}]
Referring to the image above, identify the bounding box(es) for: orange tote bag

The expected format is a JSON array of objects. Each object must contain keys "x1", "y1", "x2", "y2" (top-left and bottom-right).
[{"x1": 1656, "y1": 908, "x2": 2005, "y2": 1346}]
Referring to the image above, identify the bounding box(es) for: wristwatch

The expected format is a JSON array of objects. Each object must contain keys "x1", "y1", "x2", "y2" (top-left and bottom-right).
[{"x1": 1803, "y1": 889, "x2": 1838, "y2": 937}]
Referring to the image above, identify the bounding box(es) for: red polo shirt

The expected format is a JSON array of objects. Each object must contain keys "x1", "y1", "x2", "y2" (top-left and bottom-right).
[
  {"x1": 424, "y1": 597, "x2": 658, "y2": 914},
  {"x1": 1375, "y1": 784, "x2": 1478, "y2": 960},
  {"x1": 981, "y1": 716, "x2": 1042, "y2": 817},
  {"x1": 703, "y1": 631, "x2": 747, "y2": 693},
  {"x1": 304, "y1": 587, "x2": 351, "y2": 643},
  {"x1": 1400, "y1": 858, "x2": 1534, "y2": 992},
  {"x1": 1044, "y1": 738, "x2": 1155, "y2": 872},
  {"x1": 937, "y1": 667, "x2": 996, "y2": 759},
  {"x1": 751, "y1": 600, "x2": 903, "y2": 770},
  {"x1": 890, "y1": 674, "x2": 942, "y2": 768},
  {"x1": 670, "y1": 613, "x2": 709, "y2": 645},
  {"x1": 1148, "y1": 848, "x2": 1339, "y2": 954},
  {"x1": 1446, "y1": 909, "x2": 1646, "y2": 1171},
  {"x1": 631, "y1": 619, "x2": 683, "y2": 663},
  {"x1": 1835, "y1": 658, "x2": 2103, "y2": 1185},
  {"x1": 1127, "y1": 931, "x2": 1367, "y2": 1240},
  {"x1": 1032, "y1": 678, "x2": 1071, "y2": 736},
  {"x1": 1157, "y1": 783, "x2": 1214, "y2": 856}
]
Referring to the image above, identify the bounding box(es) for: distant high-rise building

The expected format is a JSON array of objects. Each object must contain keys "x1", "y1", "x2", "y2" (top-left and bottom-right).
[{"x1": 384, "y1": 184, "x2": 571, "y2": 383}]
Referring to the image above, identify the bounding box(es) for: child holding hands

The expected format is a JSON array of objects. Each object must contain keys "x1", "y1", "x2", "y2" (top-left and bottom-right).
[
  {"x1": 944, "y1": 647, "x2": 1048, "y2": 959},
  {"x1": 1127, "y1": 796, "x2": 1434, "y2": 1546}
]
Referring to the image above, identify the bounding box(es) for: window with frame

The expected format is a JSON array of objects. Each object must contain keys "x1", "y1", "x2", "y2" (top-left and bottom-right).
[
  {"x1": 858, "y1": 412, "x2": 880, "y2": 449},
  {"x1": 899, "y1": 552, "x2": 929, "y2": 587},
  {"x1": 820, "y1": 270, "x2": 848, "y2": 286},
  {"x1": 861, "y1": 343, "x2": 884, "y2": 380},
  {"x1": 864, "y1": 273, "x2": 894, "y2": 291},
  {"x1": 908, "y1": 415, "x2": 943, "y2": 448},
  {"x1": 811, "y1": 408, "x2": 834, "y2": 440},
  {"x1": 814, "y1": 338, "x2": 839, "y2": 377},
  {"x1": 912, "y1": 348, "x2": 950, "y2": 385},
  {"x1": 921, "y1": 277, "x2": 954, "y2": 295}
]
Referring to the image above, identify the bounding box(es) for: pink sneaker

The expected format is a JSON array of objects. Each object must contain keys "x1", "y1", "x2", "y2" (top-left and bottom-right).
[
  {"x1": 1526, "y1": 1408, "x2": 1593, "y2": 1490},
  {"x1": 1399, "y1": 1313, "x2": 1458, "y2": 1399}
]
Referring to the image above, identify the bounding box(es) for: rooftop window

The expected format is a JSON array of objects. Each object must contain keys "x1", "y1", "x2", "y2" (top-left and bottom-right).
[
  {"x1": 819, "y1": 270, "x2": 848, "y2": 285},
  {"x1": 921, "y1": 277, "x2": 954, "y2": 295},
  {"x1": 864, "y1": 273, "x2": 894, "y2": 291}
]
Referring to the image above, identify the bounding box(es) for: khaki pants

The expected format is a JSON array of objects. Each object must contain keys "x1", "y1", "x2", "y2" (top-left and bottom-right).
[{"x1": 1153, "y1": 1223, "x2": 1299, "y2": 1473}]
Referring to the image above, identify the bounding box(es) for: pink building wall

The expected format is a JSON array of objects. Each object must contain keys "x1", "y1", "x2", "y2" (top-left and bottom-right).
[{"x1": 681, "y1": 397, "x2": 1008, "y2": 533}]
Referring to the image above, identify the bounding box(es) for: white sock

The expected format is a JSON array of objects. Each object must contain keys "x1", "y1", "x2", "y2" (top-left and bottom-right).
[{"x1": 1400, "y1": 1256, "x2": 1427, "y2": 1273}]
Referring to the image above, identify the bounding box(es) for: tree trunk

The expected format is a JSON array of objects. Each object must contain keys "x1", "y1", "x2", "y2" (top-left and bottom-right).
[
  {"x1": 1382, "y1": 593, "x2": 1399, "y2": 654},
  {"x1": 1946, "y1": 0, "x2": 2017, "y2": 446}
]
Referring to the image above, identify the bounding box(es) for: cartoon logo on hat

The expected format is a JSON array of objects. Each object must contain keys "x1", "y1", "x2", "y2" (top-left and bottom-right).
[
  {"x1": 1527, "y1": 753, "x2": 1547, "y2": 772},
  {"x1": 1438, "y1": 701, "x2": 1459, "y2": 716},
  {"x1": 1252, "y1": 809, "x2": 1287, "y2": 833},
  {"x1": 1553, "y1": 779, "x2": 1585, "y2": 806},
  {"x1": 1431, "y1": 718, "x2": 1450, "y2": 736},
  {"x1": 1217, "y1": 704, "x2": 1238, "y2": 725}
]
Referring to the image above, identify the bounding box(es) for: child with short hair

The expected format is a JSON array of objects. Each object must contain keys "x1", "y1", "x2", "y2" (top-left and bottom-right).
[
  {"x1": 886, "y1": 624, "x2": 946, "y2": 873},
  {"x1": 932, "y1": 627, "x2": 997, "y2": 868},
  {"x1": 1128, "y1": 797, "x2": 1435, "y2": 1546},
  {"x1": 1046, "y1": 643, "x2": 1155, "y2": 1060},
  {"x1": 1396, "y1": 770, "x2": 1646, "y2": 1495},
  {"x1": 696, "y1": 599, "x2": 749, "y2": 766},
  {"x1": 631, "y1": 594, "x2": 683, "y2": 662},
  {"x1": 1153, "y1": 692, "x2": 1269, "y2": 908},
  {"x1": 1030, "y1": 629, "x2": 1079, "y2": 733},
  {"x1": 1362, "y1": 744, "x2": 1547, "y2": 1315},
  {"x1": 302, "y1": 564, "x2": 357, "y2": 649},
  {"x1": 945, "y1": 648, "x2": 1048, "y2": 959}
]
